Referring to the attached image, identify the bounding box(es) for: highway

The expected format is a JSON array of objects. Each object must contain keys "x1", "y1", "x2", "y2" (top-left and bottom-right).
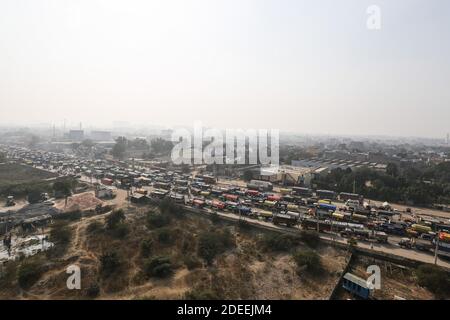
[{"x1": 11, "y1": 163, "x2": 450, "y2": 269}]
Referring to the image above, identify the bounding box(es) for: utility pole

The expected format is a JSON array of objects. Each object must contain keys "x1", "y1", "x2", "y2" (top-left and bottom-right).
[{"x1": 434, "y1": 233, "x2": 440, "y2": 265}]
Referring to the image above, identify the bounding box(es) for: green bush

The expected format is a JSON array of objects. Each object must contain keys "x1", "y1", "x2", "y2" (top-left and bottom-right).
[
  {"x1": 209, "y1": 212, "x2": 221, "y2": 224},
  {"x1": 261, "y1": 233, "x2": 300, "y2": 252},
  {"x1": 85, "y1": 282, "x2": 100, "y2": 298},
  {"x1": 416, "y1": 264, "x2": 450, "y2": 298},
  {"x1": 100, "y1": 251, "x2": 122, "y2": 277},
  {"x1": 237, "y1": 219, "x2": 251, "y2": 231},
  {"x1": 87, "y1": 221, "x2": 103, "y2": 234},
  {"x1": 140, "y1": 238, "x2": 154, "y2": 258},
  {"x1": 300, "y1": 230, "x2": 320, "y2": 248},
  {"x1": 147, "y1": 212, "x2": 171, "y2": 229},
  {"x1": 159, "y1": 198, "x2": 182, "y2": 217},
  {"x1": 109, "y1": 223, "x2": 129, "y2": 239},
  {"x1": 54, "y1": 210, "x2": 82, "y2": 222},
  {"x1": 106, "y1": 209, "x2": 125, "y2": 229},
  {"x1": 144, "y1": 256, "x2": 173, "y2": 278},
  {"x1": 198, "y1": 229, "x2": 235, "y2": 265},
  {"x1": 293, "y1": 249, "x2": 322, "y2": 274},
  {"x1": 17, "y1": 261, "x2": 43, "y2": 289},
  {"x1": 50, "y1": 222, "x2": 72, "y2": 245},
  {"x1": 156, "y1": 227, "x2": 175, "y2": 245},
  {"x1": 183, "y1": 255, "x2": 202, "y2": 270}
]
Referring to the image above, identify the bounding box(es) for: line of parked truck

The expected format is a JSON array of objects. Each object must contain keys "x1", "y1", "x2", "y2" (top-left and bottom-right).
[{"x1": 4, "y1": 145, "x2": 450, "y2": 257}]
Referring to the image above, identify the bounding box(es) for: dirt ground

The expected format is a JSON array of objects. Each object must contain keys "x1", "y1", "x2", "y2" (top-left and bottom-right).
[{"x1": 0, "y1": 205, "x2": 348, "y2": 300}]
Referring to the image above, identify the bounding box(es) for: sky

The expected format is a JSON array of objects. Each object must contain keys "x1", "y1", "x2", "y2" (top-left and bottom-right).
[{"x1": 0, "y1": 0, "x2": 449, "y2": 138}]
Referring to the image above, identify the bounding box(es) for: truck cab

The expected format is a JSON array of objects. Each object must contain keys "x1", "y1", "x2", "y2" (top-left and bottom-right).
[
  {"x1": 6, "y1": 196, "x2": 16, "y2": 207},
  {"x1": 399, "y1": 238, "x2": 412, "y2": 249}
]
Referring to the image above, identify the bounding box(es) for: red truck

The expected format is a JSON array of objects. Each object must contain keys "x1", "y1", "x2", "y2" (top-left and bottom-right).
[{"x1": 101, "y1": 178, "x2": 114, "y2": 186}]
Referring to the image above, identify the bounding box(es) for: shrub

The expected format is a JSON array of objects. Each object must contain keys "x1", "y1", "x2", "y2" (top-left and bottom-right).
[
  {"x1": 140, "y1": 238, "x2": 154, "y2": 258},
  {"x1": 106, "y1": 209, "x2": 125, "y2": 229},
  {"x1": 300, "y1": 230, "x2": 320, "y2": 249},
  {"x1": 237, "y1": 219, "x2": 251, "y2": 231},
  {"x1": 159, "y1": 198, "x2": 182, "y2": 217},
  {"x1": 147, "y1": 212, "x2": 171, "y2": 229},
  {"x1": 144, "y1": 256, "x2": 173, "y2": 278},
  {"x1": 54, "y1": 210, "x2": 82, "y2": 221},
  {"x1": 50, "y1": 222, "x2": 72, "y2": 245},
  {"x1": 27, "y1": 189, "x2": 44, "y2": 204},
  {"x1": 416, "y1": 264, "x2": 450, "y2": 298},
  {"x1": 85, "y1": 282, "x2": 100, "y2": 298},
  {"x1": 293, "y1": 249, "x2": 322, "y2": 274},
  {"x1": 184, "y1": 289, "x2": 220, "y2": 300},
  {"x1": 261, "y1": 233, "x2": 300, "y2": 252},
  {"x1": 87, "y1": 221, "x2": 103, "y2": 234},
  {"x1": 183, "y1": 255, "x2": 202, "y2": 270},
  {"x1": 209, "y1": 212, "x2": 221, "y2": 224},
  {"x1": 109, "y1": 223, "x2": 129, "y2": 239},
  {"x1": 100, "y1": 251, "x2": 122, "y2": 277},
  {"x1": 198, "y1": 229, "x2": 235, "y2": 265},
  {"x1": 17, "y1": 261, "x2": 43, "y2": 289}
]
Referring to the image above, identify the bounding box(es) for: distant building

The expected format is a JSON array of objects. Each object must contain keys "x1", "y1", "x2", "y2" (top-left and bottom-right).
[
  {"x1": 68, "y1": 130, "x2": 84, "y2": 141},
  {"x1": 90, "y1": 131, "x2": 112, "y2": 141}
]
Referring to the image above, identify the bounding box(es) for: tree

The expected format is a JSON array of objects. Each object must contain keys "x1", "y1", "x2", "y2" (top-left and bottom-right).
[
  {"x1": 147, "y1": 212, "x2": 171, "y2": 228},
  {"x1": 144, "y1": 256, "x2": 173, "y2": 278},
  {"x1": 159, "y1": 198, "x2": 182, "y2": 217},
  {"x1": 151, "y1": 138, "x2": 173, "y2": 155},
  {"x1": 106, "y1": 209, "x2": 126, "y2": 229},
  {"x1": 53, "y1": 180, "x2": 73, "y2": 198},
  {"x1": 198, "y1": 230, "x2": 235, "y2": 264},
  {"x1": 261, "y1": 233, "x2": 300, "y2": 252},
  {"x1": 415, "y1": 264, "x2": 450, "y2": 298},
  {"x1": 27, "y1": 189, "x2": 44, "y2": 204},
  {"x1": 386, "y1": 163, "x2": 399, "y2": 177},
  {"x1": 112, "y1": 136, "x2": 127, "y2": 159},
  {"x1": 293, "y1": 249, "x2": 322, "y2": 274},
  {"x1": 17, "y1": 261, "x2": 43, "y2": 289},
  {"x1": 50, "y1": 222, "x2": 72, "y2": 245},
  {"x1": 300, "y1": 230, "x2": 320, "y2": 249},
  {"x1": 129, "y1": 138, "x2": 149, "y2": 150},
  {"x1": 100, "y1": 251, "x2": 122, "y2": 276}
]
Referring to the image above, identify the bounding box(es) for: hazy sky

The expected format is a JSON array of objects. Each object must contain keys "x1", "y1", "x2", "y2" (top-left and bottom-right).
[{"x1": 0, "y1": 0, "x2": 449, "y2": 138}]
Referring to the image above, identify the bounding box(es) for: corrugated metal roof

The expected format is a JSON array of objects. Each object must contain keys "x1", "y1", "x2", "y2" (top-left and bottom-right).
[{"x1": 343, "y1": 272, "x2": 370, "y2": 289}]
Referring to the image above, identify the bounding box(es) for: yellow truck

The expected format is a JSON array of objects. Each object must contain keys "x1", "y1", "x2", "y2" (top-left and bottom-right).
[{"x1": 411, "y1": 224, "x2": 432, "y2": 234}]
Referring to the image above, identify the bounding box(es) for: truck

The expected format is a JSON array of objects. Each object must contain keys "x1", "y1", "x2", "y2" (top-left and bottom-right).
[
  {"x1": 247, "y1": 180, "x2": 273, "y2": 191},
  {"x1": 399, "y1": 237, "x2": 433, "y2": 251},
  {"x1": 5, "y1": 196, "x2": 15, "y2": 207},
  {"x1": 411, "y1": 224, "x2": 432, "y2": 234},
  {"x1": 414, "y1": 239, "x2": 434, "y2": 252},
  {"x1": 316, "y1": 189, "x2": 336, "y2": 200},
  {"x1": 101, "y1": 178, "x2": 114, "y2": 186},
  {"x1": 272, "y1": 213, "x2": 297, "y2": 227},
  {"x1": 340, "y1": 228, "x2": 370, "y2": 241},
  {"x1": 211, "y1": 199, "x2": 225, "y2": 210},
  {"x1": 339, "y1": 192, "x2": 363, "y2": 203},
  {"x1": 257, "y1": 210, "x2": 273, "y2": 220},
  {"x1": 292, "y1": 187, "x2": 312, "y2": 197}
]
